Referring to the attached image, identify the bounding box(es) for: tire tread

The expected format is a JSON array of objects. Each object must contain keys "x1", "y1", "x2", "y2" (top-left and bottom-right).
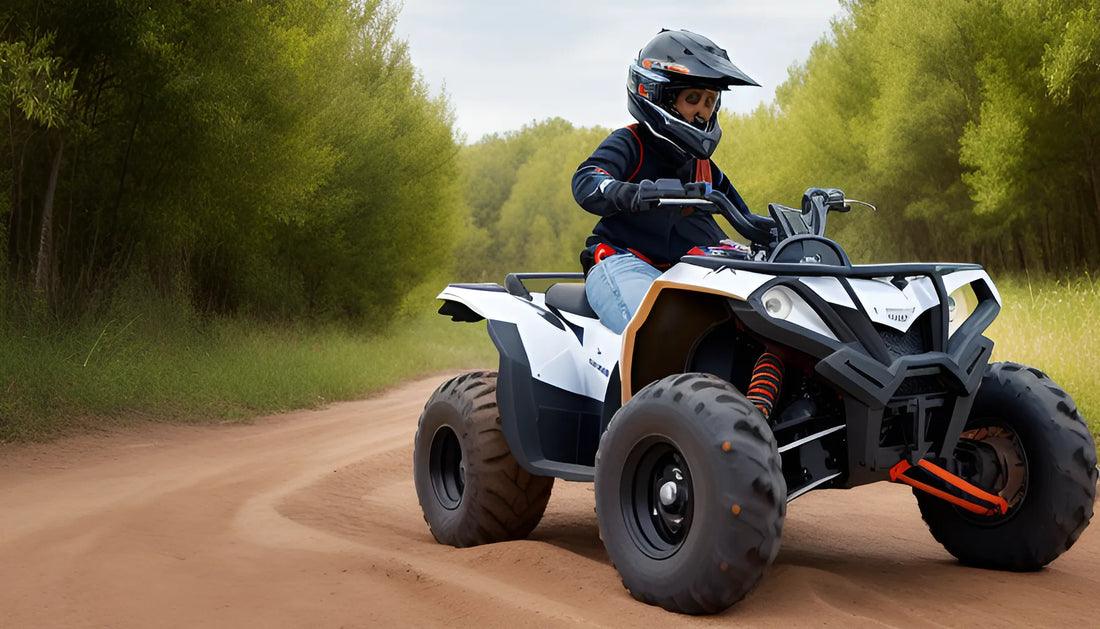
[
  {"x1": 414, "y1": 371, "x2": 554, "y2": 548},
  {"x1": 917, "y1": 361, "x2": 1097, "y2": 570}
]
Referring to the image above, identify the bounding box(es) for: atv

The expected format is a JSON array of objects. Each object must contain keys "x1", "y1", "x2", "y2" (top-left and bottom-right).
[{"x1": 413, "y1": 180, "x2": 1098, "y2": 614}]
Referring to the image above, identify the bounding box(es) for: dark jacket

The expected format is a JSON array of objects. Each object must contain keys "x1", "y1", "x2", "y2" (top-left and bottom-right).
[{"x1": 572, "y1": 123, "x2": 753, "y2": 267}]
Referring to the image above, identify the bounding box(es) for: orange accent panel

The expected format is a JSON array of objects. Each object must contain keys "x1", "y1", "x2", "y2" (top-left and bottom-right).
[
  {"x1": 620, "y1": 279, "x2": 746, "y2": 405},
  {"x1": 890, "y1": 459, "x2": 1010, "y2": 515}
]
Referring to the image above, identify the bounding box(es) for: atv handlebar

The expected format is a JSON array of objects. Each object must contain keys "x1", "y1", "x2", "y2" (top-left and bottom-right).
[
  {"x1": 640, "y1": 179, "x2": 869, "y2": 251},
  {"x1": 643, "y1": 179, "x2": 776, "y2": 246}
]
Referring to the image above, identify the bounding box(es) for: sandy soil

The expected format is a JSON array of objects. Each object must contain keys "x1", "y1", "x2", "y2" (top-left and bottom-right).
[{"x1": 1, "y1": 373, "x2": 1096, "y2": 628}]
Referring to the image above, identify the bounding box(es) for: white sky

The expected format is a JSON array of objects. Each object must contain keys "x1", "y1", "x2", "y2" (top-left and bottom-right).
[{"x1": 393, "y1": 1, "x2": 845, "y2": 143}]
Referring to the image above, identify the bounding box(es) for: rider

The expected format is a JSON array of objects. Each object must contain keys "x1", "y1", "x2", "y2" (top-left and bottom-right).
[{"x1": 572, "y1": 28, "x2": 771, "y2": 334}]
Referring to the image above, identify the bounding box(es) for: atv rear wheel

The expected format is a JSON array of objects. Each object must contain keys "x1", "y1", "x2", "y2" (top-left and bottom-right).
[
  {"x1": 414, "y1": 371, "x2": 554, "y2": 547},
  {"x1": 594, "y1": 373, "x2": 786, "y2": 614},
  {"x1": 916, "y1": 362, "x2": 1097, "y2": 570}
]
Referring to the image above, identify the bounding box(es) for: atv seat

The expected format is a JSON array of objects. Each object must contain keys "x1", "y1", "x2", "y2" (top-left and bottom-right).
[{"x1": 545, "y1": 282, "x2": 597, "y2": 318}]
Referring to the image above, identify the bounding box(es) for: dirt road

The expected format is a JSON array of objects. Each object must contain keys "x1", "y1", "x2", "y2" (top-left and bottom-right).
[{"x1": 1, "y1": 374, "x2": 1096, "y2": 628}]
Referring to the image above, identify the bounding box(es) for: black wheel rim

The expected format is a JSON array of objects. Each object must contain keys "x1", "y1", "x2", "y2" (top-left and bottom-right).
[
  {"x1": 429, "y1": 425, "x2": 465, "y2": 509},
  {"x1": 621, "y1": 437, "x2": 694, "y2": 559},
  {"x1": 955, "y1": 423, "x2": 1028, "y2": 525}
]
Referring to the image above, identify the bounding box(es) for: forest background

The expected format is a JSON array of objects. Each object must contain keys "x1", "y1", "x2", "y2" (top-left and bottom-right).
[{"x1": 2, "y1": 0, "x2": 1098, "y2": 440}]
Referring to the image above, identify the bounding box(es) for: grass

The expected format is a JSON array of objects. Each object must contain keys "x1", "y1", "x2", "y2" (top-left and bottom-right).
[
  {"x1": 0, "y1": 292, "x2": 498, "y2": 442},
  {"x1": 985, "y1": 272, "x2": 1099, "y2": 443},
  {"x1": 1, "y1": 274, "x2": 1096, "y2": 448}
]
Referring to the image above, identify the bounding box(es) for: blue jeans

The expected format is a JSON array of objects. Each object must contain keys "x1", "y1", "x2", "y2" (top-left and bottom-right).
[{"x1": 585, "y1": 254, "x2": 663, "y2": 334}]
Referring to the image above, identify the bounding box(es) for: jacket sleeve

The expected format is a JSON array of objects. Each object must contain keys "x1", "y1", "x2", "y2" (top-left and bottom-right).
[{"x1": 572, "y1": 129, "x2": 641, "y2": 217}]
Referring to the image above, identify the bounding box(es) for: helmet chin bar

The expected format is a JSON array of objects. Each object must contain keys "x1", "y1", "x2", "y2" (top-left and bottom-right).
[
  {"x1": 642, "y1": 120, "x2": 689, "y2": 157},
  {"x1": 637, "y1": 97, "x2": 722, "y2": 158}
]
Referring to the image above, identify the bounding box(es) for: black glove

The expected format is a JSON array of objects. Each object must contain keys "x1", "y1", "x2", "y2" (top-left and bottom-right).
[
  {"x1": 606, "y1": 179, "x2": 678, "y2": 212},
  {"x1": 633, "y1": 179, "x2": 661, "y2": 211},
  {"x1": 604, "y1": 180, "x2": 640, "y2": 212}
]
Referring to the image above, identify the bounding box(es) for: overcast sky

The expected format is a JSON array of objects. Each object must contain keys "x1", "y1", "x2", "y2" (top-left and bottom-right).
[{"x1": 393, "y1": 1, "x2": 845, "y2": 142}]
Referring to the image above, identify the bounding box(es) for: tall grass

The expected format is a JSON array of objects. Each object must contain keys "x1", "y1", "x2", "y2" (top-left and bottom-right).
[
  {"x1": 0, "y1": 285, "x2": 497, "y2": 441},
  {"x1": 985, "y1": 272, "x2": 1099, "y2": 442}
]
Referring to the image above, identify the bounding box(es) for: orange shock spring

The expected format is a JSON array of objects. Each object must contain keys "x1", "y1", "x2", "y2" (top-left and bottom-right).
[{"x1": 746, "y1": 352, "x2": 784, "y2": 421}]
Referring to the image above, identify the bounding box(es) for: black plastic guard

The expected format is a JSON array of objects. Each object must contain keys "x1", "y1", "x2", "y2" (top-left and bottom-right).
[
  {"x1": 487, "y1": 320, "x2": 601, "y2": 481},
  {"x1": 438, "y1": 299, "x2": 484, "y2": 322},
  {"x1": 722, "y1": 267, "x2": 998, "y2": 488}
]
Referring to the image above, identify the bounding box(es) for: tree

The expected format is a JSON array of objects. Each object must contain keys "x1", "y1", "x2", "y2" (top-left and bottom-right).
[
  {"x1": 451, "y1": 118, "x2": 589, "y2": 281},
  {"x1": 723, "y1": 0, "x2": 1100, "y2": 271},
  {"x1": 0, "y1": 29, "x2": 76, "y2": 298},
  {"x1": 1, "y1": 0, "x2": 461, "y2": 324}
]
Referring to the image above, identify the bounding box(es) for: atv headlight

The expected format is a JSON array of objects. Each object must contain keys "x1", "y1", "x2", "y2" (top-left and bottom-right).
[
  {"x1": 762, "y1": 286, "x2": 794, "y2": 319},
  {"x1": 947, "y1": 284, "x2": 977, "y2": 336},
  {"x1": 759, "y1": 285, "x2": 837, "y2": 341}
]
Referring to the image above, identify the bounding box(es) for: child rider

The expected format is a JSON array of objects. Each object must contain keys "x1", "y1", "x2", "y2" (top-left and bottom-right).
[{"x1": 572, "y1": 28, "x2": 772, "y2": 334}]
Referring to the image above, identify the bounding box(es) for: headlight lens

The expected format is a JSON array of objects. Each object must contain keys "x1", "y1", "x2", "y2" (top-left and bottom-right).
[
  {"x1": 762, "y1": 286, "x2": 794, "y2": 319},
  {"x1": 758, "y1": 285, "x2": 837, "y2": 341},
  {"x1": 948, "y1": 284, "x2": 977, "y2": 336}
]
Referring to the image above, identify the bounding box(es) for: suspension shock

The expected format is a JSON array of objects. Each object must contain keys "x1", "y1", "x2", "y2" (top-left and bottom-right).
[{"x1": 746, "y1": 352, "x2": 784, "y2": 421}]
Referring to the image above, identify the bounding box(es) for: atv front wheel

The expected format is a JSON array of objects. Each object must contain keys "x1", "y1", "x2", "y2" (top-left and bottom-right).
[
  {"x1": 413, "y1": 371, "x2": 554, "y2": 547},
  {"x1": 594, "y1": 373, "x2": 786, "y2": 614},
  {"x1": 916, "y1": 362, "x2": 1097, "y2": 570}
]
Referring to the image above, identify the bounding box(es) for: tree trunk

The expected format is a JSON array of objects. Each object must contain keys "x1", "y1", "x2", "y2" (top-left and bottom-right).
[
  {"x1": 34, "y1": 136, "x2": 64, "y2": 293},
  {"x1": 1090, "y1": 160, "x2": 1100, "y2": 243}
]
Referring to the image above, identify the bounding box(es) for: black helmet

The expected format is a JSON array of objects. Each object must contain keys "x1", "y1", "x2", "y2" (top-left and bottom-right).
[{"x1": 626, "y1": 29, "x2": 758, "y2": 159}]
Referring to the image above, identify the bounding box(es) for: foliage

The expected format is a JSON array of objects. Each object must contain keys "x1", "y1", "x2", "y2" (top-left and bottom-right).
[
  {"x1": 0, "y1": 0, "x2": 457, "y2": 324},
  {"x1": 0, "y1": 31, "x2": 76, "y2": 129},
  {"x1": 451, "y1": 0, "x2": 1099, "y2": 280},
  {"x1": 4, "y1": 0, "x2": 1100, "y2": 447},
  {"x1": 450, "y1": 118, "x2": 606, "y2": 282},
  {"x1": 717, "y1": 0, "x2": 1100, "y2": 272}
]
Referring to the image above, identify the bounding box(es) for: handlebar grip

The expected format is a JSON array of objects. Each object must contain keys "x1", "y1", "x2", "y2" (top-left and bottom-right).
[
  {"x1": 802, "y1": 187, "x2": 846, "y2": 213},
  {"x1": 638, "y1": 179, "x2": 704, "y2": 211}
]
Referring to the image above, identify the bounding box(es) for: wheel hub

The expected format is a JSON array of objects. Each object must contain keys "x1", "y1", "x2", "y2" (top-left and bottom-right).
[
  {"x1": 658, "y1": 480, "x2": 678, "y2": 507},
  {"x1": 624, "y1": 440, "x2": 694, "y2": 559},
  {"x1": 429, "y1": 425, "x2": 465, "y2": 510},
  {"x1": 656, "y1": 466, "x2": 688, "y2": 520},
  {"x1": 954, "y1": 425, "x2": 1028, "y2": 521}
]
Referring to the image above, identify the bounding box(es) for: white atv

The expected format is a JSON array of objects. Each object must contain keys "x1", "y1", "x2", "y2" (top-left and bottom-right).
[{"x1": 413, "y1": 180, "x2": 1097, "y2": 614}]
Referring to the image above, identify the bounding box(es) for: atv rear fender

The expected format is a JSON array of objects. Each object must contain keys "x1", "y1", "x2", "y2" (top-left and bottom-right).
[{"x1": 437, "y1": 280, "x2": 622, "y2": 481}]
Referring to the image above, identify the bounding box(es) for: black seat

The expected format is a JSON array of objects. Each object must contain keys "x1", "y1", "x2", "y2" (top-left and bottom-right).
[{"x1": 545, "y1": 282, "x2": 597, "y2": 318}]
